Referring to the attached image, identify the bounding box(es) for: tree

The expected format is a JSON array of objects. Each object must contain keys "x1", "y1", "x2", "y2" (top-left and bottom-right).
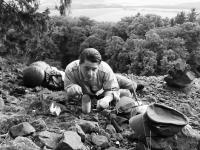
[
  {"x1": 56, "y1": 0, "x2": 72, "y2": 16},
  {"x1": 160, "y1": 49, "x2": 178, "y2": 74},
  {"x1": 174, "y1": 11, "x2": 186, "y2": 24},
  {"x1": 0, "y1": 0, "x2": 51, "y2": 59},
  {"x1": 61, "y1": 26, "x2": 87, "y2": 68},
  {"x1": 111, "y1": 21, "x2": 129, "y2": 41},
  {"x1": 170, "y1": 18, "x2": 175, "y2": 26},
  {"x1": 128, "y1": 48, "x2": 157, "y2": 76},
  {"x1": 127, "y1": 14, "x2": 164, "y2": 38},
  {"x1": 187, "y1": 8, "x2": 198, "y2": 22},
  {"x1": 105, "y1": 36, "x2": 125, "y2": 72},
  {"x1": 79, "y1": 35, "x2": 106, "y2": 59}
]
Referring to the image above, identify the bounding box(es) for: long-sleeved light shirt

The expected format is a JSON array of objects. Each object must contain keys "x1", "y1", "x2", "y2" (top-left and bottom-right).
[{"x1": 64, "y1": 60, "x2": 120, "y2": 100}]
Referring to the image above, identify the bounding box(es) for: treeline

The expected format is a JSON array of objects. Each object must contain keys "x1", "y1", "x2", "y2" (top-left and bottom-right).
[{"x1": 1, "y1": 0, "x2": 200, "y2": 76}]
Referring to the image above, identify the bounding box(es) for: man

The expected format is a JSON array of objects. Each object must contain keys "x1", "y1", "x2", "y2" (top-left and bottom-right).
[
  {"x1": 23, "y1": 61, "x2": 65, "y2": 90},
  {"x1": 64, "y1": 48, "x2": 120, "y2": 112}
]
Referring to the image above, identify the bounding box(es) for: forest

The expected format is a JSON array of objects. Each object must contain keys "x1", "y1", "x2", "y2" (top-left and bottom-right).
[{"x1": 1, "y1": 0, "x2": 200, "y2": 76}]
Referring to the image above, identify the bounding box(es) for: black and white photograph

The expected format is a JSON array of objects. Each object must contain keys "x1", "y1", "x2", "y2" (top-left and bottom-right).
[{"x1": 1, "y1": 0, "x2": 200, "y2": 149}]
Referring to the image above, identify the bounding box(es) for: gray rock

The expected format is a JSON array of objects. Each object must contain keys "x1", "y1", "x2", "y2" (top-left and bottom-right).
[
  {"x1": 105, "y1": 147, "x2": 126, "y2": 150},
  {"x1": 0, "y1": 136, "x2": 40, "y2": 150},
  {"x1": 0, "y1": 97, "x2": 5, "y2": 110},
  {"x1": 13, "y1": 136, "x2": 40, "y2": 150},
  {"x1": 58, "y1": 122, "x2": 74, "y2": 130},
  {"x1": 106, "y1": 124, "x2": 117, "y2": 134},
  {"x1": 111, "y1": 133, "x2": 123, "y2": 141},
  {"x1": 68, "y1": 124, "x2": 86, "y2": 141},
  {"x1": 36, "y1": 130, "x2": 62, "y2": 149},
  {"x1": 30, "y1": 118, "x2": 47, "y2": 132},
  {"x1": 0, "y1": 114, "x2": 31, "y2": 134},
  {"x1": 91, "y1": 133, "x2": 109, "y2": 148},
  {"x1": 55, "y1": 131, "x2": 86, "y2": 150},
  {"x1": 5, "y1": 95, "x2": 19, "y2": 104},
  {"x1": 3, "y1": 105, "x2": 25, "y2": 113},
  {"x1": 9, "y1": 122, "x2": 35, "y2": 138},
  {"x1": 76, "y1": 119, "x2": 99, "y2": 133}
]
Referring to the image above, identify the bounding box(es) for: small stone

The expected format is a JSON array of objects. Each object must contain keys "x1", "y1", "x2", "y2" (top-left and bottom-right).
[
  {"x1": 68, "y1": 124, "x2": 86, "y2": 142},
  {"x1": 0, "y1": 97, "x2": 5, "y2": 110},
  {"x1": 30, "y1": 118, "x2": 47, "y2": 132},
  {"x1": 91, "y1": 133, "x2": 109, "y2": 148},
  {"x1": 76, "y1": 119, "x2": 99, "y2": 133},
  {"x1": 9, "y1": 122, "x2": 35, "y2": 138},
  {"x1": 13, "y1": 136, "x2": 40, "y2": 150},
  {"x1": 36, "y1": 130, "x2": 62, "y2": 149},
  {"x1": 55, "y1": 131, "x2": 86, "y2": 150},
  {"x1": 106, "y1": 124, "x2": 116, "y2": 134}
]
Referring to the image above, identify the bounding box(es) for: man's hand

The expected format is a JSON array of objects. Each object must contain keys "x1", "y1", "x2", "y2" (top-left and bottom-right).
[
  {"x1": 97, "y1": 96, "x2": 112, "y2": 109},
  {"x1": 66, "y1": 84, "x2": 83, "y2": 97}
]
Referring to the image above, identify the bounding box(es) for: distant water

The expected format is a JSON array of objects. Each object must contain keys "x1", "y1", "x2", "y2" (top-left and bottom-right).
[{"x1": 48, "y1": 7, "x2": 190, "y2": 22}]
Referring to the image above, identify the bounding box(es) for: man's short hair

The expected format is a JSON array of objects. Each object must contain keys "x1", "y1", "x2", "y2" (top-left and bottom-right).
[{"x1": 79, "y1": 48, "x2": 102, "y2": 64}]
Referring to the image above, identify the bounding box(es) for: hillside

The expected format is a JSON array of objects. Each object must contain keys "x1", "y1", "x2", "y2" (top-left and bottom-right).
[{"x1": 1, "y1": 56, "x2": 200, "y2": 149}]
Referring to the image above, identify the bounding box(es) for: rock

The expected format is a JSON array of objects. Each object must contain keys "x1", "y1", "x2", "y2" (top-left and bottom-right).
[
  {"x1": 5, "y1": 95, "x2": 19, "y2": 104},
  {"x1": 0, "y1": 97, "x2": 5, "y2": 110},
  {"x1": 13, "y1": 136, "x2": 40, "y2": 150},
  {"x1": 30, "y1": 118, "x2": 47, "y2": 132},
  {"x1": 55, "y1": 131, "x2": 86, "y2": 150},
  {"x1": 112, "y1": 133, "x2": 123, "y2": 142},
  {"x1": 9, "y1": 122, "x2": 35, "y2": 138},
  {"x1": 0, "y1": 114, "x2": 31, "y2": 134},
  {"x1": 35, "y1": 130, "x2": 62, "y2": 149},
  {"x1": 68, "y1": 124, "x2": 86, "y2": 142},
  {"x1": 58, "y1": 122, "x2": 74, "y2": 130},
  {"x1": 28, "y1": 100, "x2": 49, "y2": 115},
  {"x1": 0, "y1": 136, "x2": 40, "y2": 150},
  {"x1": 10, "y1": 87, "x2": 26, "y2": 97},
  {"x1": 91, "y1": 133, "x2": 109, "y2": 148},
  {"x1": 3, "y1": 105, "x2": 25, "y2": 113},
  {"x1": 76, "y1": 119, "x2": 99, "y2": 133},
  {"x1": 106, "y1": 124, "x2": 116, "y2": 134},
  {"x1": 105, "y1": 147, "x2": 126, "y2": 150}
]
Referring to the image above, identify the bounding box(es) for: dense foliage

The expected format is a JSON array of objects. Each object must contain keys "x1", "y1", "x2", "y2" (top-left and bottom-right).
[{"x1": 1, "y1": 0, "x2": 200, "y2": 76}]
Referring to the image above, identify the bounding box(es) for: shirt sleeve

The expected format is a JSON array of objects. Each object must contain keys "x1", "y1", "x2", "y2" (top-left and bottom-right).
[
  {"x1": 115, "y1": 73, "x2": 137, "y2": 92},
  {"x1": 64, "y1": 62, "x2": 78, "y2": 91}
]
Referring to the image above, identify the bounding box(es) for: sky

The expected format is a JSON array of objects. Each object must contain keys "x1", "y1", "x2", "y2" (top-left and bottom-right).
[
  {"x1": 104, "y1": 0, "x2": 200, "y2": 6},
  {"x1": 40, "y1": 0, "x2": 200, "y2": 6}
]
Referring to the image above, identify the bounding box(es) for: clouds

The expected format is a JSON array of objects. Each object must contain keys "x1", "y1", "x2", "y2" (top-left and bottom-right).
[{"x1": 104, "y1": 0, "x2": 200, "y2": 6}]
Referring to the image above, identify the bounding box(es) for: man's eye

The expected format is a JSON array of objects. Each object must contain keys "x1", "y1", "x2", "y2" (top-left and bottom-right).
[{"x1": 85, "y1": 67, "x2": 90, "y2": 71}]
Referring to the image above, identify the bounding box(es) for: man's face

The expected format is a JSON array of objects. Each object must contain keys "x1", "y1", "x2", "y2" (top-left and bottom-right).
[{"x1": 80, "y1": 60, "x2": 99, "y2": 81}]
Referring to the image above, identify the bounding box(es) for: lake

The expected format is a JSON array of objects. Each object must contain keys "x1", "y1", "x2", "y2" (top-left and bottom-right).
[{"x1": 48, "y1": 7, "x2": 190, "y2": 22}]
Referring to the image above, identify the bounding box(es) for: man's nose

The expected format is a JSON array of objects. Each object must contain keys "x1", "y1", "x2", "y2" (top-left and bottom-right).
[{"x1": 87, "y1": 70, "x2": 93, "y2": 76}]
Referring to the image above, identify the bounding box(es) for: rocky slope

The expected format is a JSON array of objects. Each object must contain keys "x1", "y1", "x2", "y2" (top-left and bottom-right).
[{"x1": 1, "y1": 56, "x2": 200, "y2": 150}]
